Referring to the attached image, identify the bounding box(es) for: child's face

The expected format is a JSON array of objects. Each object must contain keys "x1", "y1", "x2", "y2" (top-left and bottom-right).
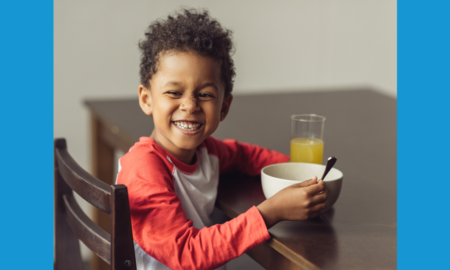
[{"x1": 138, "y1": 51, "x2": 232, "y2": 162}]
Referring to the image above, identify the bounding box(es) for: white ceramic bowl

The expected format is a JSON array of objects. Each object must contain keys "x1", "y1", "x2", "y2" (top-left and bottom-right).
[{"x1": 261, "y1": 162, "x2": 343, "y2": 212}]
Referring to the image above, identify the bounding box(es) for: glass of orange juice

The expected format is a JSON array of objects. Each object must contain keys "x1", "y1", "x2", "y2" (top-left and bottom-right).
[{"x1": 291, "y1": 114, "x2": 326, "y2": 164}]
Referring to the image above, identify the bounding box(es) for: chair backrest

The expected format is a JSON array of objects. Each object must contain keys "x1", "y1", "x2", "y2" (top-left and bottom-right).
[{"x1": 54, "y1": 138, "x2": 136, "y2": 270}]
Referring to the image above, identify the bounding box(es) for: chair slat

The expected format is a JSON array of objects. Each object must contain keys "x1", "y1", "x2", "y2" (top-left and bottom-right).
[
  {"x1": 63, "y1": 193, "x2": 111, "y2": 264},
  {"x1": 56, "y1": 146, "x2": 111, "y2": 214},
  {"x1": 54, "y1": 163, "x2": 84, "y2": 270},
  {"x1": 111, "y1": 185, "x2": 137, "y2": 270}
]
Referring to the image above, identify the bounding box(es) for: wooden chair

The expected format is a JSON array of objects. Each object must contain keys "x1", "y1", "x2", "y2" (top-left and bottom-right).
[{"x1": 54, "y1": 138, "x2": 136, "y2": 270}]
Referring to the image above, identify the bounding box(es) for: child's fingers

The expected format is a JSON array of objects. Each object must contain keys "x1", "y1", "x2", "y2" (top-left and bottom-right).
[
  {"x1": 304, "y1": 180, "x2": 326, "y2": 195},
  {"x1": 305, "y1": 203, "x2": 325, "y2": 219},
  {"x1": 309, "y1": 202, "x2": 327, "y2": 217},
  {"x1": 310, "y1": 191, "x2": 327, "y2": 206},
  {"x1": 293, "y1": 177, "x2": 318, "y2": 187},
  {"x1": 315, "y1": 180, "x2": 327, "y2": 195}
]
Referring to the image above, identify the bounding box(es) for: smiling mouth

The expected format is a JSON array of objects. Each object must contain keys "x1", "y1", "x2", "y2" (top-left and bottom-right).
[{"x1": 173, "y1": 121, "x2": 203, "y2": 131}]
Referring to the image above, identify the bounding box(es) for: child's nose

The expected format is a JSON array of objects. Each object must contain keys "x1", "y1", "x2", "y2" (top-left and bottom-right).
[{"x1": 180, "y1": 96, "x2": 200, "y2": 114}]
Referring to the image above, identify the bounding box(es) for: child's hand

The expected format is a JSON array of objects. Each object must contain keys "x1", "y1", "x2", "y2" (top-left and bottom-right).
[{"x1": 257, "y1": 177, "x2": 327, "y2": 228}]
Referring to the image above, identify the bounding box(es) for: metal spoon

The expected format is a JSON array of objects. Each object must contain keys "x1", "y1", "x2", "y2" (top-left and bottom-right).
[{"x1": 320, "y1": 156, "x2": 337, "y2": 180}]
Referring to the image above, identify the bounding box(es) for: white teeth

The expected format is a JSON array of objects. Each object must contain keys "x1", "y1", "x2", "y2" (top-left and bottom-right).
[{"x1": 174, "y1": 121, "x2": 201, "y2": 131}]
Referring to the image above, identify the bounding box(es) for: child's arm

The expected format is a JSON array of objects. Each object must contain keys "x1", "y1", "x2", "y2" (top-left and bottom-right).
[
  {"x1": 118, "y1": 151, "x2": 271, "y2": 270},
  {"x1": 205, "y1": 137, "x2": 290, "y2": 176}
]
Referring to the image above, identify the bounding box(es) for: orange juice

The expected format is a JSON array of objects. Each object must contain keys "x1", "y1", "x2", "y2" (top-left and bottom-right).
[{"x1": 290, "y1": 138, "x2": 324, "y2": 164}]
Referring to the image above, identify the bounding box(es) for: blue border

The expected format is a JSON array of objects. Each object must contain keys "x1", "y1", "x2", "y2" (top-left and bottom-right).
[
  {"x1": 0, "y1": 1, "x2": 53, "y2": 267},
  {"x1": 398, "y1": 1, "x2": 450, "y2": 269}
]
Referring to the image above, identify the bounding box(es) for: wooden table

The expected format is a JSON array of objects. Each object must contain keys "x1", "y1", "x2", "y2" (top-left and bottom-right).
[{"x1": 85, "y1": 88, "x2": 396, "y2": 270}]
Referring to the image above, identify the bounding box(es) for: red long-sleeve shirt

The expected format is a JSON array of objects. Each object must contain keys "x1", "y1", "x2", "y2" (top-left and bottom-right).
[{"x1": 117, "y1": 136, "x2": 289, "y2": 270}]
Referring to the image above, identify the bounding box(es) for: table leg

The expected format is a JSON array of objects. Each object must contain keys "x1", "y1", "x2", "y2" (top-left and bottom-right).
[{"x1": 90, "y1": 114, "x2": 114, "y2": 270}]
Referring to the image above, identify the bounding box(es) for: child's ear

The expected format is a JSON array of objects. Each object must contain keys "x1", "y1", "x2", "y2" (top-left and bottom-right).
[
  {"x1": 138, "y1": 85, "x2": 153, "y2": 115},
  {"x1": 220, "y1": 94, "x2": 233, "y2": 121}
]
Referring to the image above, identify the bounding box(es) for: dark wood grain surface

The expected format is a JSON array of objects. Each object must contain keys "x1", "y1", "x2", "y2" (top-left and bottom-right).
[{"x1": 85, "y1": 88, "x2": 396, "y2": 269}]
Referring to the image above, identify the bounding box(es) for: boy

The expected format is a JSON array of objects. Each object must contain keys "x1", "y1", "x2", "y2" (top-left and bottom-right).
[{"x1": 117, "y1": 9, "x2": 327, "y2": 270}]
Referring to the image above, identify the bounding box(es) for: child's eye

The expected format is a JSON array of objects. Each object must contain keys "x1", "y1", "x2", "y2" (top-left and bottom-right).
[
  {"x1": 166, "y1": 91, "x2": 182, "y2": 98},
  {"x1": 198, "y1": 93, "x2": 215, "y2": 100}
]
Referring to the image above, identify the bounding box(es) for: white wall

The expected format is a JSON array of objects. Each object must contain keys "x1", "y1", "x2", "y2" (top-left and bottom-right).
[{"x1": 54, "y1": 0, "x2": 396, "y2": 260}]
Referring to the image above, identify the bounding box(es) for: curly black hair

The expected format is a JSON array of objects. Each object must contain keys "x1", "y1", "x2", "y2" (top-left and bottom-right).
[{"x1": 139, "y1": 9, "x2": 236, "y2": 96}]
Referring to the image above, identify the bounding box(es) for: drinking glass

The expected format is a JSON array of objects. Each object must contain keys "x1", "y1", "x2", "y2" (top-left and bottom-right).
[{"x1": 290, "y1": 114, "x2": 326, "y2": 164}]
